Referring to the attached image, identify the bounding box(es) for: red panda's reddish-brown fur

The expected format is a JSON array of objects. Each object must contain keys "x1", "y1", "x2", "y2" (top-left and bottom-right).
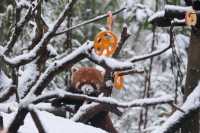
[
  {"x1": 70, "y1": 67, "x2": 104, "y2": 94},
  {"x1": 69, "y1": 67, "x2": 118, "y2": 133}
]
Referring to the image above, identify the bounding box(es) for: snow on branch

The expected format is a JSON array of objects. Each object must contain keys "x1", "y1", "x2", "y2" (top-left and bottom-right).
[
  {"x1": 15, "y1": 0, "x2": 31, "y2": 9},
  {"x1": 29, "y1": 91, "x2": 174, "y2": 109},
  {"x1": 4, "y1": 0, "x2": 43, "y2": 55},
  {"x1": 34, "y1": 103, "x2": 75, "y2": 114},
  {"x1": 54, "y1": 7, "x2": 126, "y2": 36},
  {"x1": 1, "y1": 0, "x2": 77, "y2": 67},
  {"x1": 86, "y1": 50, "x2": 135, "y2": 71},
  {"x1": 21, "y1": 36, "x2": 172, "y2": 101},
  {"x1": 22, "y1": 41, "x2": 93, "y2": 99},
  {"x1": 153, "y1": 82, "x2": 200, "y2": 133},
  {"x1": 71, "y1": 102, "x2": 104, "y2": 122},
  {"x1": 71, "y1": 101, "x2": 122, "y2": 123},
  {"x1": 22, "y1": 40, "x2": 141, "y2": 100},
  {"x1": 149, "y1": 5, "x2": 192, "y2": 27}
]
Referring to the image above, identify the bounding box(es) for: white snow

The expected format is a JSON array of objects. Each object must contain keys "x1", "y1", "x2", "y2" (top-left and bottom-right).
[
  {"x1": 153, "y1": 82, "x2": 200, "y2": 133},
  {"x1": 165, "y1": 5, "x2": 192, "y2": 12},
  {"x1": 71, "y1": 102, "x2": 100, "y2": 122},
  {"x1": 47, "y1": 44, "x2": 58, "y2": 57},
  {"x1": 16, "y1": 0, "x2": 31, "y2": 8},
  {"x1": 136, "y1": 9, "x2": 147, "y2": 22},
  {"x1": 0, "y1": 102, "x2": 18, "y2": 113},
  {"x1": 18, "y1": 62, "x2": 39, "y2": 98},
  {"x1": 175, "y1": 34, "x2": 190, "y2": 49},
  {"x1": 0, "y1": 71, "x2": 12, "y2": 90},
  {"x1": 2, "y1": 110, "x2": 107, "y2": 133},
  {"x1": 87, "y1": 50, "x2": 134, "y2": 71},
  {"x1": 148, "y1": 11, "x2": 165, "y2": 22},
  {"x1": 0, "y1": 45, "x2": 4, "y2": 55}
]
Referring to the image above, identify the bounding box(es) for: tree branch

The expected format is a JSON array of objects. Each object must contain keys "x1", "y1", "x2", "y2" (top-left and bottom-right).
[
  {"x1": 152, "y1": 83, "x2": 200, "y2": 133},
  {"x1": 7, "y1": 107, "x2": 29, "y2": 133},
  {"x1": 1, "y1": 0, "x2": 78, "y2": 67},
  {"x1": 0, "y1": 86, "x2": 16, "y2": 103},
  {"x1": 71, "y1": 102, "x2": 106, "y2": 123},
  {"x1": 54, "y1": 7, "x2": 126, "y2": 36},
  {"x1": 28, "y1": 91, "x2": 174, "y2": 109},
  {"x1": 113, "y1": 25, "x2": 130, "y2": 58},
  {"x1": 128, "y1": 42, "x2": 171, "y2": 63},
  {"x1": 30, "y1": 107, "x2": 47, "y2": 133}
]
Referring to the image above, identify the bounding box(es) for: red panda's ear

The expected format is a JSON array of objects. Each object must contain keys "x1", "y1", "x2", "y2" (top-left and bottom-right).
[{"x1": 71, "y1": 67, "x2": 78, "y2": 73}]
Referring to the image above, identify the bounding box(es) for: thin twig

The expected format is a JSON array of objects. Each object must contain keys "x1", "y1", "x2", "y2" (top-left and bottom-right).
[
  {"x1": 29, "y1": 91, "x2": 174, "y2": 109},
  {"x1": 54, "y1": 7, "x2": 126, "y2": 36},
  {"x1": 129, "y1": 42, "x2": 171, "y2": 63},
  {"x1": 170, "y1": 103, "x2": 185, "y2": 113},
  {"x1": 118, "y1": 69, "x2": 144, "y2": 76}
]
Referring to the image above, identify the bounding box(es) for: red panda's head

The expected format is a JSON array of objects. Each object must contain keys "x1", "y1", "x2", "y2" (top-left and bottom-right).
[{"x1": 70, "y1": 67, "x2": 105, "y2": 96}]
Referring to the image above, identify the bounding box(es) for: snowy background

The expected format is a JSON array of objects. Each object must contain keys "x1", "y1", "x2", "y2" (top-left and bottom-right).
[{"x1": 0, "y1": 0, "x2": 192, "y2": 133}]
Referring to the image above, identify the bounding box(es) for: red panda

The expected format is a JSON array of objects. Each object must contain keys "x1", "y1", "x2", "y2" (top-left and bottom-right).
[
  {"x1": 50, "y1": 67, "x2": 118, "y2": 133},
  {"x1": 69, "y1": 67, "x2": 118, "y2": 133},
  {"x1": 70, "y1": 67, "x2": 105, "y2": 96}
]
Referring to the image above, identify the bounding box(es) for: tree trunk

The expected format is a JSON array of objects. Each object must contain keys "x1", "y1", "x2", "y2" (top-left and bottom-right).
[{"x1": 182, "y1": 27, "x2": 200, "y2": 133}]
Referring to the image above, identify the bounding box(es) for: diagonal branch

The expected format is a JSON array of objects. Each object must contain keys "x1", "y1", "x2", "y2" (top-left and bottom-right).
[
  {"x1": 30, "y1": 107, "x2": 47, "y2": 133},
  {"x1": 54, "y1": 7, "x2": 126, "y2": 36},
  {"x1": 129, "y1": 42, "x2": 171, "y2": 63},
  {"x1": 86, "y1": 50, "x2": 135, "y2": 71},
  {"x1": 113, "y1": 25, "x2": 130, "y2": 58},
  {"x1": 129, "y1": 25, "x2": 174, "y2": 63},
  {"x1": 7, "y1": 107, "x2": 29, "y2": 133},
  {"x1": 71, "y1": 102, "x2": 106, "y2": 123},
  {"x1": 0, "y1": 86, "x2": 16, "y2": 103},
  {"x1": 29, "y1": 91, "x2": 174, "y2": 108},
  {"x1": 152, "y1": 83, "x2": 200, "y2": 133}
]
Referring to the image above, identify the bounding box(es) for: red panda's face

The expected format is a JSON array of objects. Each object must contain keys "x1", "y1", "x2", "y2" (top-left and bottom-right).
[{"x1": 70, "y1": 67, "x2": 105, "y2": 96}]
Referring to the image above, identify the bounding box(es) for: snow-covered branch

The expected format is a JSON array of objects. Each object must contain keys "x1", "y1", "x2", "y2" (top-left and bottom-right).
[
  {"x1": 149, "y1": 5, "x2": 192, "y2": 27},
  {"x1": 22, "y1": 42, "x2": 92, "y2": 99},
  {"x1": 21, "y1": 35, "x2": 173, "y2": 100},
  {"x1": 153, "y1": 82, "x2": 200, "y2": 133},
  {"x1": 1, "y1": 0, "x2": 78, "y2": 67},
  {"x1": 4, "y1": 0, "x2": 43, "y2": 55},
  {"x1": 71, "y1": 102, "x2": 105, "y2": 122},
  {"x1": 29, "y1": 91, "x2": 174, "y2": 109},
  {"x1": 86, "y1": 50, "x2": 135, "y2": 71}
]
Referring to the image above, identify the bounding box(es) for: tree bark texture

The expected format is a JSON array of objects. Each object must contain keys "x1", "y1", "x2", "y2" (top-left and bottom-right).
[{"x1": 182, "y1": 27, "x2": 200, "y2": 133}]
